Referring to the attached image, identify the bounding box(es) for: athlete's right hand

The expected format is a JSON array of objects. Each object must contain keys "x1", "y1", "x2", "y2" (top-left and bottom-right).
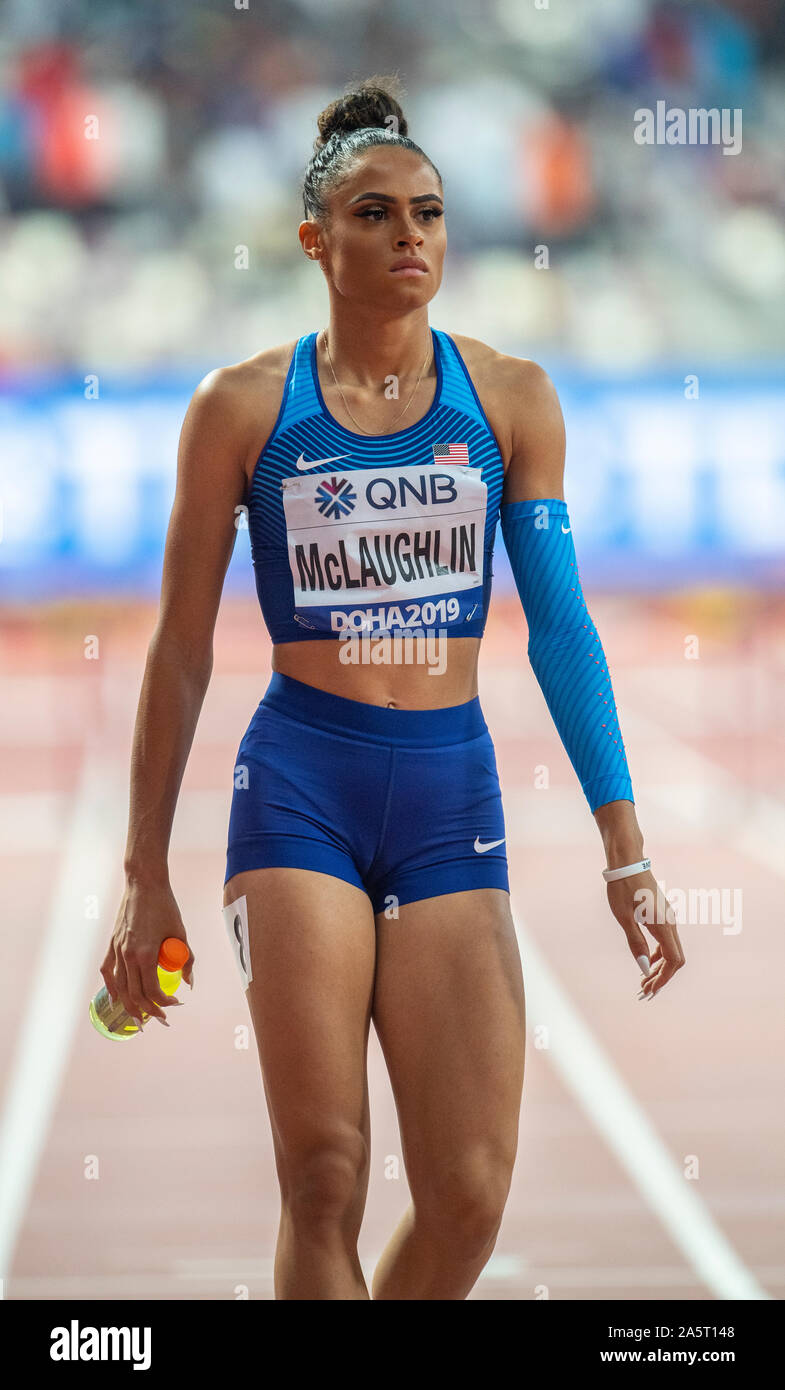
[{"x1": 101, "y1": 878, "x2": 195, "y2": 1028}]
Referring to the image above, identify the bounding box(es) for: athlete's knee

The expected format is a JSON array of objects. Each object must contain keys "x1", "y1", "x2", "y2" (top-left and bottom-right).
[
  {"x1": 414, "y1": 1147, "x2": 513, "y2": 1257},
  {"x1": 284, "y1": 1128, "x2": 368, "y2": 1230}
]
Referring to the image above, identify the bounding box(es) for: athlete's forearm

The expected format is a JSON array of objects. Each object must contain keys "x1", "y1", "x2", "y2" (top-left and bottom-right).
[
  {"x1": 594, "y1": 799, "x2": 645, "y2": 868},
  {"x1": 501, "y1": 497, "x2": 635, "y2": 814},
  {"x1": 123, "y1": 631, "x2": 212, "y2": 885},
  {"x1": 526, "y1": 615, "x2": 634, "y2": 812}
]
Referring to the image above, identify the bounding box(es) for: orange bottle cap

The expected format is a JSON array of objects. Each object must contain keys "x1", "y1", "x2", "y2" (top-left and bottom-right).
[{"x1": 158, "y1": 937, "x2": 189, "y2": 972}]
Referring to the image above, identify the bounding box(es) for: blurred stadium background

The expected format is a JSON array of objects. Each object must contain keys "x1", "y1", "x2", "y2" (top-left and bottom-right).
[
  {"x1": 1, "y1": 0, "x2": 783, "y2": 1302},
  {"x1": 1, "y1": 0, "x2": 785, "y2": 594}
]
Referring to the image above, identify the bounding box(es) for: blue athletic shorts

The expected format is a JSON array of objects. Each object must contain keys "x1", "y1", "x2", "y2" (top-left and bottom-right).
[{"x1": 224, "y1": 672, "x2": 509, "y2": 913}]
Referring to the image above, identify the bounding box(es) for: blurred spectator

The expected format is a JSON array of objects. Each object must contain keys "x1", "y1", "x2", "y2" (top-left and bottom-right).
[{"x1": 0, "y1": 0, "x2": 783, "y2": 371}]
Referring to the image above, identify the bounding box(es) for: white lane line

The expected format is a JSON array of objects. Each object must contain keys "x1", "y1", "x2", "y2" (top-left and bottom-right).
[
  {"x1": 483, "y1": 1264, "x2": 785, "y2": 1289},
  {"x1": 510, "y1": 896, "x2": 770, "y2": 1301},
  {"x1": 7, "y1": 1263, "x2": 785, "y2": 1300},
  {"x1": 0, "y1": 738, "x2": 125, "y2": 1283},
  {"x1": 1, "y1": 660, "x2": 776, "y2": 1297}
]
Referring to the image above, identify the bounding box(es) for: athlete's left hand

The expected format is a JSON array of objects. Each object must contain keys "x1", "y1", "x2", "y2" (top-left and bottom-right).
[{"x1": 606, "y1": 870, "x2": 685, "y2": 999}]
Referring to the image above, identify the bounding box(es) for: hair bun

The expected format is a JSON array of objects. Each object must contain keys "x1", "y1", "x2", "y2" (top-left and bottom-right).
[{"x1": 315, "y1": 76, "x2": 408, "y2": 149}]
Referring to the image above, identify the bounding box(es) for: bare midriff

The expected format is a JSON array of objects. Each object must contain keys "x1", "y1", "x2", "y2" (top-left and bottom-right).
[{"x1": 271, "y1": 636, "x2": 481, "y2": 709}]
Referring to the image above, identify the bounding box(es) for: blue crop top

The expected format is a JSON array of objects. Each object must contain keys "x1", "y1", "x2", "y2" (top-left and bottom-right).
[{"x1": 246, "y1": 328, "x2": 506, "y2": 643}]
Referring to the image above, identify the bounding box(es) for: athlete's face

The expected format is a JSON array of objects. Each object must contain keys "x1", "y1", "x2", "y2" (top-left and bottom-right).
[{"x1": 300, "y1": 146, "x2": 446, "y2": 307}]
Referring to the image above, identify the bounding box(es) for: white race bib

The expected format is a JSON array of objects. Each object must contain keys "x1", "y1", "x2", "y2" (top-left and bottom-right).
[
  {"x1": 222, "y1": 895, "x2": 252, "y2": 991},
  {"x1": 282, "y1": 463, "x2": 487, "y2": 612}
]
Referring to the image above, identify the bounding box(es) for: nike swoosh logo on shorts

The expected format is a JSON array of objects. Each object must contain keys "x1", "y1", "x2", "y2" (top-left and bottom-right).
[
  {"x1": 561, "y1": 523, "x2": 571, "y2": 533},
  {"x1": 473, "y1": 836, "x2": 506, "y2": 853},
  {"x1": 295, "y1": 452, "x2": 351, "y2": 470}
]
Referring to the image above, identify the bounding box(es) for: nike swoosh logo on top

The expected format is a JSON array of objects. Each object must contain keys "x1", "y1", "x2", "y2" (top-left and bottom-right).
[
  {"x1": 561, "y1": 523, "x2": 571, "y2": 533},
  {"x1": 296, "y1": 452, "x2": 351, "y2": 471},
  {"x1": 473, "y1": 837, "x2": 506, "y2": 853}
]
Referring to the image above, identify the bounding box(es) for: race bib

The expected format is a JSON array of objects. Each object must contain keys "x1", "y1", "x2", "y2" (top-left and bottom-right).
[
  {"x1": 281, "y1": 463, "x2": 487, "y2": 629},
  {"x1": 222, "y1": 895, "x2": 252, "y2": 991}
]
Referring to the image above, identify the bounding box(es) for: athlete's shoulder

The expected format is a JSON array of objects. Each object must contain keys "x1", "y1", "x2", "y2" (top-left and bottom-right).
[
  {"x1": 445, "y1": 331, "x2": 556, "y2": 399},
  {"x1": 186, "y1": 339, "x2": 300, "y2": 474},
  {"x1": 442, "y1": 332, "x2": 562, "y2": 470},
  {"x1": 197, "y1": 338, "x2": 300, "y2": 413}
]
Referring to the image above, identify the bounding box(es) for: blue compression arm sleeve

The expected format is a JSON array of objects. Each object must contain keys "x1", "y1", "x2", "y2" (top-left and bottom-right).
[{"x1": 500, "y1": 498, "x2": 634, "y2": 813}]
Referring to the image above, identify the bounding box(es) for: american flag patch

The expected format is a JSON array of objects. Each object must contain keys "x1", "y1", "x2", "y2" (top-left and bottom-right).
[{"x1": 433, "y1": 442, "x2": 469, "y2": 464}]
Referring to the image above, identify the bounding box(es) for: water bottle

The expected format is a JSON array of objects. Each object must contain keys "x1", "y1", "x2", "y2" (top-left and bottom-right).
[{"x1": 89, "y1": 937, "x2": 189, "y2": 1039}]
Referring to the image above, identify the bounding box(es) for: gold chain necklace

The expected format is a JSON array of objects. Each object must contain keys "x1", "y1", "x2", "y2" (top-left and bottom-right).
[{"x1": 322, "y1": 329, "x2": 432, "y2": 435}]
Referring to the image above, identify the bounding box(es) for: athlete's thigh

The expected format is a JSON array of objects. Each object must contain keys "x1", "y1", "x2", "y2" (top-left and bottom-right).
[
  {"x1": 371, "y1": 888, "x2": 525, "y2": 1188},
  {"x1": 224, "y1": 867, "x2": 377, "y2": 1195}
]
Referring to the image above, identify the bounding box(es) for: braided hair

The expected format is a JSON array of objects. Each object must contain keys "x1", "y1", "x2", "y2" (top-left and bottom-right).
[{"x1": 302, "y1": 75, "x2": 442, "y2": 222}]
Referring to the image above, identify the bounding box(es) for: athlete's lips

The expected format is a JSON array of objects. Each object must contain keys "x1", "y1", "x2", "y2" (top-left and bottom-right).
[{"x1": 389, "y1": 256, "x2": 428, "y2": 275}]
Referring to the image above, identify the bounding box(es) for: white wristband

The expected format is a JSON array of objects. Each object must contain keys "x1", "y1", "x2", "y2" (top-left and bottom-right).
[{"x1": 602, "y1": 857, "x2": 651, "y2": 882}]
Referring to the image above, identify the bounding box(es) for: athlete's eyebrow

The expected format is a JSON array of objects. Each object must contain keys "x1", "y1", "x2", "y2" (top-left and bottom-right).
[{"x1": 348, "y1": 191, "x2": 443, "y2": 205}]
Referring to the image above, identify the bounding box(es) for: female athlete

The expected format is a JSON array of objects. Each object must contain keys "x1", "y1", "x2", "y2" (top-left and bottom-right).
[{"x1": 102, "y1": 77, "x2": 684, "y2": 1300}]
